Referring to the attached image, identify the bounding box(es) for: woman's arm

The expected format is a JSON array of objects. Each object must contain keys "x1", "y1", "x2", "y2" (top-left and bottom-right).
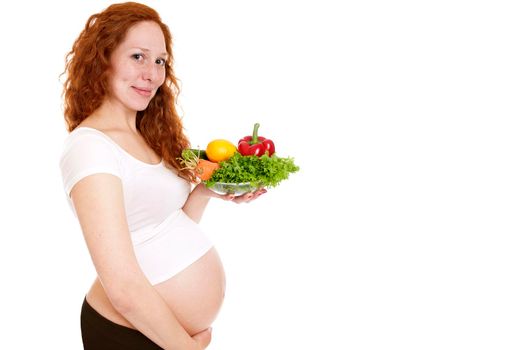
[
  {"x1": 71, "y1": 174, "x2": 202, "y2": 350},
  {"x1": 182, "y1": 184, "x2": 215, "y2": 223}
]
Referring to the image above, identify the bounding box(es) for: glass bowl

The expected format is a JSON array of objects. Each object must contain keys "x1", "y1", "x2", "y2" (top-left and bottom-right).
[{"x1": 206, "y1": 182, "x2": 261, "y2": 195}]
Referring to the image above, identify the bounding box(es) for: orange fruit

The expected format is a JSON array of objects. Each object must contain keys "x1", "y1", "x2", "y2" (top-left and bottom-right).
[{"x1": 206, "y1": 139, "x2": 237, "y2": 163}]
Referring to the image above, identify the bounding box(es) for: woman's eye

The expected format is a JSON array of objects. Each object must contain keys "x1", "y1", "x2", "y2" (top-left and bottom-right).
[
  {"x1": 132, "y1": 53, "x2": 144, "y2": 61},
  {"x1": 155, "y1": 58, "x2": 166, "y2": 66}
]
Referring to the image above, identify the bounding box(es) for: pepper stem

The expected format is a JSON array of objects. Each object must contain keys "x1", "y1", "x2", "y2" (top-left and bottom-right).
[{"x1": 250, "y1": 123, "x2": 260, "y2": 145}]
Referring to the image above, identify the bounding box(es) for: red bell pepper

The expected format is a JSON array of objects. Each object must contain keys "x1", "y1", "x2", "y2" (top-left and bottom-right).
[{"x1": 238, "y1": 123, "x2": 275, "y2": 157}]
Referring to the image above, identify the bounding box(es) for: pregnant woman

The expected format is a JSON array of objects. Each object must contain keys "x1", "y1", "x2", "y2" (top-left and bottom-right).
[{"x1": 59, "y1": 3, "x2": 265, "y2": 349}]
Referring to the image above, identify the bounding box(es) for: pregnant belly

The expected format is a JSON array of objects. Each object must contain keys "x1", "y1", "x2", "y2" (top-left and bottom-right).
[
  {"x1": 86, "y1": 247, "x2": 226, "y2": 336},
  {"x1": 154, "y1": 247, "x2": 226, "y2": 335}
]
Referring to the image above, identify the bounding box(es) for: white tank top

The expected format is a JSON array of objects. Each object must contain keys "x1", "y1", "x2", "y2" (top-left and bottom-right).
[{"x1": 59, "y1": 127, "x2": 213, "y2": 285}]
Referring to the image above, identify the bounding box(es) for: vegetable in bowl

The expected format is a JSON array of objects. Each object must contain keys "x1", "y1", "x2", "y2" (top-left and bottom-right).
[
  {"x1": 178, "y1": 149, "x2": 218, "y2": 181},
  {"x1": 204, "y1": 152, "x2": 299, "y2": 193}
]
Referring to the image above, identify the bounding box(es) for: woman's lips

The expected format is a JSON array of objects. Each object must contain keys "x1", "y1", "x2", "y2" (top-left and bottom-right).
[{"x1": 132, "y1": 86, "x2": 153, "y2": 97}]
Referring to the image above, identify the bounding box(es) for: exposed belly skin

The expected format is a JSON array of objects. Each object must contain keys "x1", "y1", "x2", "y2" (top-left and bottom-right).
[
  {"x1": 154, "y1": 247, "x2": 226, "y2": 335},
  {"x1": 86, "y1": 247, "x2": 226, "y2": 336}
]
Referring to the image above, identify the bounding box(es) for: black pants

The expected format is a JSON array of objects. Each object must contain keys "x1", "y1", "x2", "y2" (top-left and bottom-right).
[{"x1": 80, "y1": 298, "x2": 163, "y2": 349}]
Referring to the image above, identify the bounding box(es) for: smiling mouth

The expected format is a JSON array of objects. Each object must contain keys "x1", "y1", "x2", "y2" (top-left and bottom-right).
[{"x1": 132, "y1": 86, "x2": 153, "y2": 97}]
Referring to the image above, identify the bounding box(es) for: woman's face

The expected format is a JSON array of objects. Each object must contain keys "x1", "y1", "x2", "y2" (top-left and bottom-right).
[{"x1": 107, "y1": 21, "x2": 167, "y2": 112}]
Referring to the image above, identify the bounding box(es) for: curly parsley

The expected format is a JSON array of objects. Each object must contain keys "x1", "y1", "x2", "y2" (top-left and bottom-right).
[{"x1": 205, "y1": 152, "x2": 299, "y2": 188}]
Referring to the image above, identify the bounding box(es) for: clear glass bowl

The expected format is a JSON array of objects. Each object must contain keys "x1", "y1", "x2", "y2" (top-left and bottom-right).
[{"x1": 207, "y1": 182, "x2": 261, "y2": 195}]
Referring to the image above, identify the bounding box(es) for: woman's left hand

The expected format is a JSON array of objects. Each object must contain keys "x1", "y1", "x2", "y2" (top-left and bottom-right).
[{"x1": 226, "y1": 188, "x2": 267, "y2": 204}]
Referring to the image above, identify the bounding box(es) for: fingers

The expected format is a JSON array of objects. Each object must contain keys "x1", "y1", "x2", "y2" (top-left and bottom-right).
[
  {"x1": 231, "y1": 188, "x2": 267, "y2": 203},
  {"x1": 192, "y1": 327, "x2": 212, "y2": 349},
  {"x1": 219, "y1": 188, "x2": 267, "y2": 203}
]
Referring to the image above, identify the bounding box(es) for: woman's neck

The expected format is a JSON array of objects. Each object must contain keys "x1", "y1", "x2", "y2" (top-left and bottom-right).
[{"x1": 89, "y1": 99, "x2": 138, "y2": 133}]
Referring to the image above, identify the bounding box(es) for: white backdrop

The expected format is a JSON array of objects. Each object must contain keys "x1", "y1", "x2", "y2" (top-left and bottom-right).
[{"x1": 0, "y1": 0, "x2": 524, "y2": 349}]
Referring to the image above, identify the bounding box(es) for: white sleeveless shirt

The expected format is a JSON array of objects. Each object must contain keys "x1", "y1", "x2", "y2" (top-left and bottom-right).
[{"x1": 59, "y1": 127, "x2": 213, "y2": 285}]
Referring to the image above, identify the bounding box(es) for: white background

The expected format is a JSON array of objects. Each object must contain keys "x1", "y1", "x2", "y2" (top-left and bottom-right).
[{"x1": 0, "y1": 0, "x2": 524, "y2": 349}]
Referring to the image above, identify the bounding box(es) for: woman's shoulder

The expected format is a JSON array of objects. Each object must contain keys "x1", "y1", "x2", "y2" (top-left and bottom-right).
[
  {"x1": 59, "y1": 126, "x2": 125, "y2": 198},
  {"x1": 64, "y1": 126, "x2": 115, "y2": 147},
  {"x1": 61, "y1": 125, "x2": 124, "y2": 164}
]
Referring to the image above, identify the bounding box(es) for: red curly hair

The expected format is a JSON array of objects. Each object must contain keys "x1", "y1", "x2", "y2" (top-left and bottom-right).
[{"x1": 62, "y1": 2, "x2": 193, "y2": 180}]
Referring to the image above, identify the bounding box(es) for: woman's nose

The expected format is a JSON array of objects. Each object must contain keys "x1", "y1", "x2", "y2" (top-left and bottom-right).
[{"x1": 142, "y1": 62, "x2": 159, "y2": 82}]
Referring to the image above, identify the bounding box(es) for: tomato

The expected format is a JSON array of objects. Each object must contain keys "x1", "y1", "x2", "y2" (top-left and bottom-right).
[{"x1": 206, "y1": 139, "x2": 237, "y2": 163}]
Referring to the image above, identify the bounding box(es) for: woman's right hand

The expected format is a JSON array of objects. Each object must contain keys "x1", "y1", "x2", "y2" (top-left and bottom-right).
[{"x1": 192, "y1": 328, "x2": 212, "y2": 349}]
